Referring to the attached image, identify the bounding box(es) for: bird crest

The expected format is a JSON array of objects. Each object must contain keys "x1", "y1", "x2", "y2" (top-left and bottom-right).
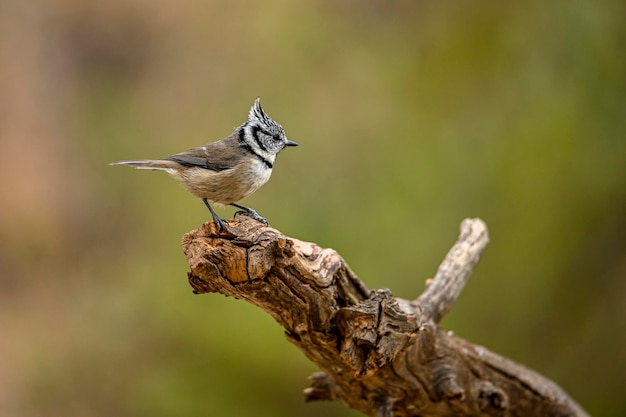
[{"x1": 249, "y1": 97, "x2": 273, "y2": 126}]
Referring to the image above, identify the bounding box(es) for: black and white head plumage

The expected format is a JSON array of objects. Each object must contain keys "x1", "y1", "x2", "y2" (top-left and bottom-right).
[{"x1": 244, "y1": 98, "x2": 291, "y2": 155}]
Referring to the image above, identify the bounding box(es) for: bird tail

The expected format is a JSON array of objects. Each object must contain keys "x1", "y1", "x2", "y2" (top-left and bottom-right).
[{"x1": 109, "y1": 159, "x2": 179, "y2": 174}]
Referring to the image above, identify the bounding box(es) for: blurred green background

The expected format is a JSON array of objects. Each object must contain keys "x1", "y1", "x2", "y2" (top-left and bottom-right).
[{"x1": 1, "y1": 0, "x2": 624, "y2": 416}]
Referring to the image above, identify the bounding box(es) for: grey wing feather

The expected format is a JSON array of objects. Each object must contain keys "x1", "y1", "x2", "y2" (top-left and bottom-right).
[
  {"x1": 165, "y1": 154, "x2": 232, "y2": 171},
  {"x1": 164, "y1": 137, "x2": 246, "y2": 172}
]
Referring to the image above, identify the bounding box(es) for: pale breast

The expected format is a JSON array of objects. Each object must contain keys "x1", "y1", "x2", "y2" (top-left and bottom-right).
[{"x1": 176, "y1": 157, "x2": 272, "y2": 204}]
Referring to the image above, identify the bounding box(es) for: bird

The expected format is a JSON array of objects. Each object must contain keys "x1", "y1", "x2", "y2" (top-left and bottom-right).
[{"x1": 110, "y1": 97, "x2": 298, "y2": 232}]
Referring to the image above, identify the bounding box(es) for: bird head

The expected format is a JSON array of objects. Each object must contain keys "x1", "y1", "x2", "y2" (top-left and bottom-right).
[{"x1": 246, "y1": 97, "x2": 298, "y2": 154}]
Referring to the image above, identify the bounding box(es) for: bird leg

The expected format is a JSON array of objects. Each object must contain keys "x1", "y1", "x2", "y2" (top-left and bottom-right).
[
  {"x1": 202, "y1": 199, "x2": 229, "y2": 232},
  {"x1": 230, "y1": 203, "x2": 269, "y2": 225}
]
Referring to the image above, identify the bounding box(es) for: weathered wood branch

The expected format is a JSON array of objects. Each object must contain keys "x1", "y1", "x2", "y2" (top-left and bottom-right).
[
  {"x1": 182, "y1": 216, "x2": 588, "y2": 417},
  {"x1": 414, "y1": 218, "x2": 489, "y2": 324}
]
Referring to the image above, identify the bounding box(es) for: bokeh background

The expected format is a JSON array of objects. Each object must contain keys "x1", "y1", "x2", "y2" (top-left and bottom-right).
[{"x1": 1, "y1": 0, "x2": 625, "y2": 416}]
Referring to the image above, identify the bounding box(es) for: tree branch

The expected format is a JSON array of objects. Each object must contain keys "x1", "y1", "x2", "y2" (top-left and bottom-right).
[
  {"x1": 182, "y1": 216, "x2": 588, "y2": 417},
  {"x1": 414, "y1": 218, "x2": 489, "y2": 324}
]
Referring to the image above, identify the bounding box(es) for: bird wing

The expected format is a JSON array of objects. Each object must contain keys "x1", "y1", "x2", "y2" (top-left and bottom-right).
[
  {"x1": 165, "y1": 153, "x2": 231, "y2": 171},
  {"x1": 164, "y1": 137, "x2": 247, "y2": 172}
]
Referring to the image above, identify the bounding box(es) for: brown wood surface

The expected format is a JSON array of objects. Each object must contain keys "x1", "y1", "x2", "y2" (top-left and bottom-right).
[{"x1": 182, "y1": 216, "x2": 588, "y2": 417}]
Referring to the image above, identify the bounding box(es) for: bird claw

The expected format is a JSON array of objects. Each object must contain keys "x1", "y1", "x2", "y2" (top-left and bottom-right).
[
  {"x1": 234, "y1": 209, "x2": 269, "y2": 225},
  {"x1": 214, "y1": 218, "x2": 231, "y2": 233}
]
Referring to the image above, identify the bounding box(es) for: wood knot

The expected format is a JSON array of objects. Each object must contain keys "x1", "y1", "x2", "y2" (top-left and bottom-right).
[
  {"x1": 434, "y1": 372, "x2": 465, "y2": 401},
  {"x1": 476, "y1": 381, "x2": 508, "y2": 414}
]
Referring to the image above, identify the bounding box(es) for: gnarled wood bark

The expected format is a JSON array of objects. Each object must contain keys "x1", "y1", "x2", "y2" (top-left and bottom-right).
[{"x1": 182, "y1": 216, "x2": 588, "y2": 417}]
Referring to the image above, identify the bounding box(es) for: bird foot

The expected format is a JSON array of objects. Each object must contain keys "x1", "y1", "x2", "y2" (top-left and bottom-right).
[
  {"x1": 214, "y1": 218, "x2": 231, "y2": 233},
  {"x1": 234, "y1": 208, "x2": 269, "y2": 225}
]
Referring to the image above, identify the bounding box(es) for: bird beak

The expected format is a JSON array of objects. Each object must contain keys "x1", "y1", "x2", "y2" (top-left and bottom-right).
[{"x1": 285, "y1": 140, "x2": 299, "y2": 147}]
